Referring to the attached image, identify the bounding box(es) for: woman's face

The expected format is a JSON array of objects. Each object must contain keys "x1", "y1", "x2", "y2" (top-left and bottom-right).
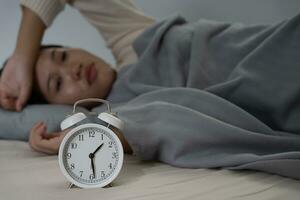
[{"x1": 35, "y1": 47, "x2": 116, "y2": 105}]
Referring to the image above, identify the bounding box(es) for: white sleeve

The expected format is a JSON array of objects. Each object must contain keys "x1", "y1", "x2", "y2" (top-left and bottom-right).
[
  {"x1": 70, "y1": 0, "x2": 155, "y2": 70},
  {"x1": 20, "y1": 0, "x2": 67, "y2": 27},
  {"x1": 20, "y1": 0, "x2": 155, "y2": 70}
]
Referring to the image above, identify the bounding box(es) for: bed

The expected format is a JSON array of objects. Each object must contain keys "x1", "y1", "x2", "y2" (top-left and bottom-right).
[
  {"x1": 1, "y1": 140, "x2": 299, "y2": 200},
  {"x1": 2, "y1": 1, "x2": 300, "y2": 199}
]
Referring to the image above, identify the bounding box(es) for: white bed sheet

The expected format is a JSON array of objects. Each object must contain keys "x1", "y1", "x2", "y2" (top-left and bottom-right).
[{"x1": 0, "y1": 140, "x2": 299, "y2": 200}]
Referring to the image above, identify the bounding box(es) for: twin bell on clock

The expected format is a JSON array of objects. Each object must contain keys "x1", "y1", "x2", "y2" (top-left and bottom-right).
[{"x1": 58, "y1": 98, "x2": 125, "y2": 189}]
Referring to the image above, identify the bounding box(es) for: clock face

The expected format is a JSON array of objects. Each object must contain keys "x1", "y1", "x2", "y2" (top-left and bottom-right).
[{"x1": 58, "y1": 123, "x2": 124, "y2": 188}]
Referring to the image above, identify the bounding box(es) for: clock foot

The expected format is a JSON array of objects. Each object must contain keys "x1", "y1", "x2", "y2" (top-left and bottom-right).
[
  {"x1": 104, "y1": 183, "x2": 113, "y2": 188},
  {"x1": 68, "y1": 183, "x2": 77, "y2": 189}
]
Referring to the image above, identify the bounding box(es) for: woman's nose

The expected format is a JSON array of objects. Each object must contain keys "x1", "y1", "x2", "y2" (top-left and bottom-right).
[{"x1": 69, "y1": 64, "x2": 82, "y2": 81}]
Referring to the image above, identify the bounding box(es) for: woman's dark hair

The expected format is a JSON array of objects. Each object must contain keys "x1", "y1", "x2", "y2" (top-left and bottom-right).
[{"x1": 0, "y1": 44, "x2": 64, "y2": 105}]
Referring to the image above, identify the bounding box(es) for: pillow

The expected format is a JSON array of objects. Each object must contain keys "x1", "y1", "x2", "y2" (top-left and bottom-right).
[{"x1": 0, "y1": 104, "x2": 88, "y2": 141}]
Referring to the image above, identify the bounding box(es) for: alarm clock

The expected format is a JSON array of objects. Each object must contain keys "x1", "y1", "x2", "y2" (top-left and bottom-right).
[{"x1": 58, "y1": 98, "x2": 124, "y2": 189}]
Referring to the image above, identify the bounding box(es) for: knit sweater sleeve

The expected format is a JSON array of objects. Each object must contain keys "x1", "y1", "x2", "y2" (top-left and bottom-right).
[
  {"x1": 20, "y1": 0, "x2": 155, "y2": 70},
  {"x1": 69, "y1": 0, "x2": 155, "y2": 70},
  {"x1": 20, "y1": 0, "x2": 67, "y2": 27}
]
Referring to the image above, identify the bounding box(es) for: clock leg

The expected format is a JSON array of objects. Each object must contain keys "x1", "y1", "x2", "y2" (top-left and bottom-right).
[
  {"x1": 68, "y1": 183, "x2": 81, "y2": 189},
  {"x1": 104, "y1": 183, "x2": 113, "y2": 188}
]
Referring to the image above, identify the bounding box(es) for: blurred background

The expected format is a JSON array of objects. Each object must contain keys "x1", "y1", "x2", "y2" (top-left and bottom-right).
[{"x1": 1, "y1": 0, "x2": 300, "y2": 67}]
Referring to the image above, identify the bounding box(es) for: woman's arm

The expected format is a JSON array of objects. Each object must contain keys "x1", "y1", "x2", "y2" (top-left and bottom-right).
[
  {"x1": 0, "y1": 6, "x2": 46, "y2": 111},
  {"x1": 0, "y1": 0, "x2": 67, "y2": 111}
]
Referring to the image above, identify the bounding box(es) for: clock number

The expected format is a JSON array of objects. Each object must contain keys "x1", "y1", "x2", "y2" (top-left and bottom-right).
[
  {"x1": 89, "y1": 130, "x2": 95, "y2": 138},
  {"x1": 108, "y1": 141, "x2": 113, "y2": 148},
  {"x1": 78, "y1": 134, "x2": 84, "y2": 141},
  {"x1": 101, "y1": 134, "x2": 104, "y2": 141},
  {"x1": 79, "y1": 171, "x2": 83, "y2": 177},
  {"x1": 101, "y1": 171, "x2": 105, "y2": 177},
  {"x1": 112, "y1": 152, "x2": 117, "y2": 159},
  {"x1": 109, "y1": 163, "x2": 113, "y2": 169},
  {"x1": 67, "y1": 153, "x2": 72, "y2": 159},
  {"x1": 71, "y1": 143, "x2": 77, "y2": 149},
  {"x1": 89, "y1": 174, "x2": 95, "y2": 180},
  {"x1": 70, "y1": 163, "x2": 75, "y2": 170}
]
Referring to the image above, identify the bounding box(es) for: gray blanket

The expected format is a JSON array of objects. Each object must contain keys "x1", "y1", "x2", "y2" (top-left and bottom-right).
[{"x1": 92, "y1": 14, "x2": 300, "y2": 179}]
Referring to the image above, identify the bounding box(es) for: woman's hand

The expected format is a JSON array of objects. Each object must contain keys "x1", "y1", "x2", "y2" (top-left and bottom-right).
[
  {"x1": 29, "y1": 122, "x2": 68, "y2": 154},
  {"x1": 29, "y1": 121, "x2": 133, "y2": 155},
  {"x1": 111, "y1": 127, "x2": 133, "y2": 154},
  {"x1": 0, "y1": 54, "x2": 33, "y2": 111},
  {"x1": 0, "y1": 6, "x2": 46, "y2": 111}
]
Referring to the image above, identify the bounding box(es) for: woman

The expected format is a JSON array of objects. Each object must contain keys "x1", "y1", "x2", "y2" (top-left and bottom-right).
[
  {"x1": 0, "y1": 0, "x2": 154, "y2": 154},
  {"x1": 0, "y1": 0, "x2": 154, "y2": 110}
]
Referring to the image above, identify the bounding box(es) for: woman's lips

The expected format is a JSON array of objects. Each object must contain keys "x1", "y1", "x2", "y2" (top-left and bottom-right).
[{"x1": 85, "y1": 63, "x2": 97, "y2": 85}]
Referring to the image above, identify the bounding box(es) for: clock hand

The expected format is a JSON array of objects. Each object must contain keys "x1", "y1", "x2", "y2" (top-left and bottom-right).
[
  {"x1": 92, "y1": 143, "x2": 104, "y2": 155},
  {"x1": 88, "y1": 143, "x2": 104, "y2": 177},
  {"x1": 89, "y1": 153, "x2": 95, "y2": 177}
]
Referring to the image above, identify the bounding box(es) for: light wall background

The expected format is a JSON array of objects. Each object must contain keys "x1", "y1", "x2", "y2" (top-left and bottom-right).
[{"x1": 1, "y1": 0, "x2": 300, "y2": 67}]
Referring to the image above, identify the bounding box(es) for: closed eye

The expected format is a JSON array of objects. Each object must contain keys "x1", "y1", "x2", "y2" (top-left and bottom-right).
[
  {"x1": 50, "y1": 49, "x2": 68, "y2": 63},
  {"x1": 61, "y1": 50, "x2": 68, "y2": 62}
]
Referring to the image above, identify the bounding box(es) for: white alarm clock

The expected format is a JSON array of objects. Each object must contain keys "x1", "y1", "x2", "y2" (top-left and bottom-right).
[{"x1": 58, "y1": 98, "x2": 124, "y2": 189}]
